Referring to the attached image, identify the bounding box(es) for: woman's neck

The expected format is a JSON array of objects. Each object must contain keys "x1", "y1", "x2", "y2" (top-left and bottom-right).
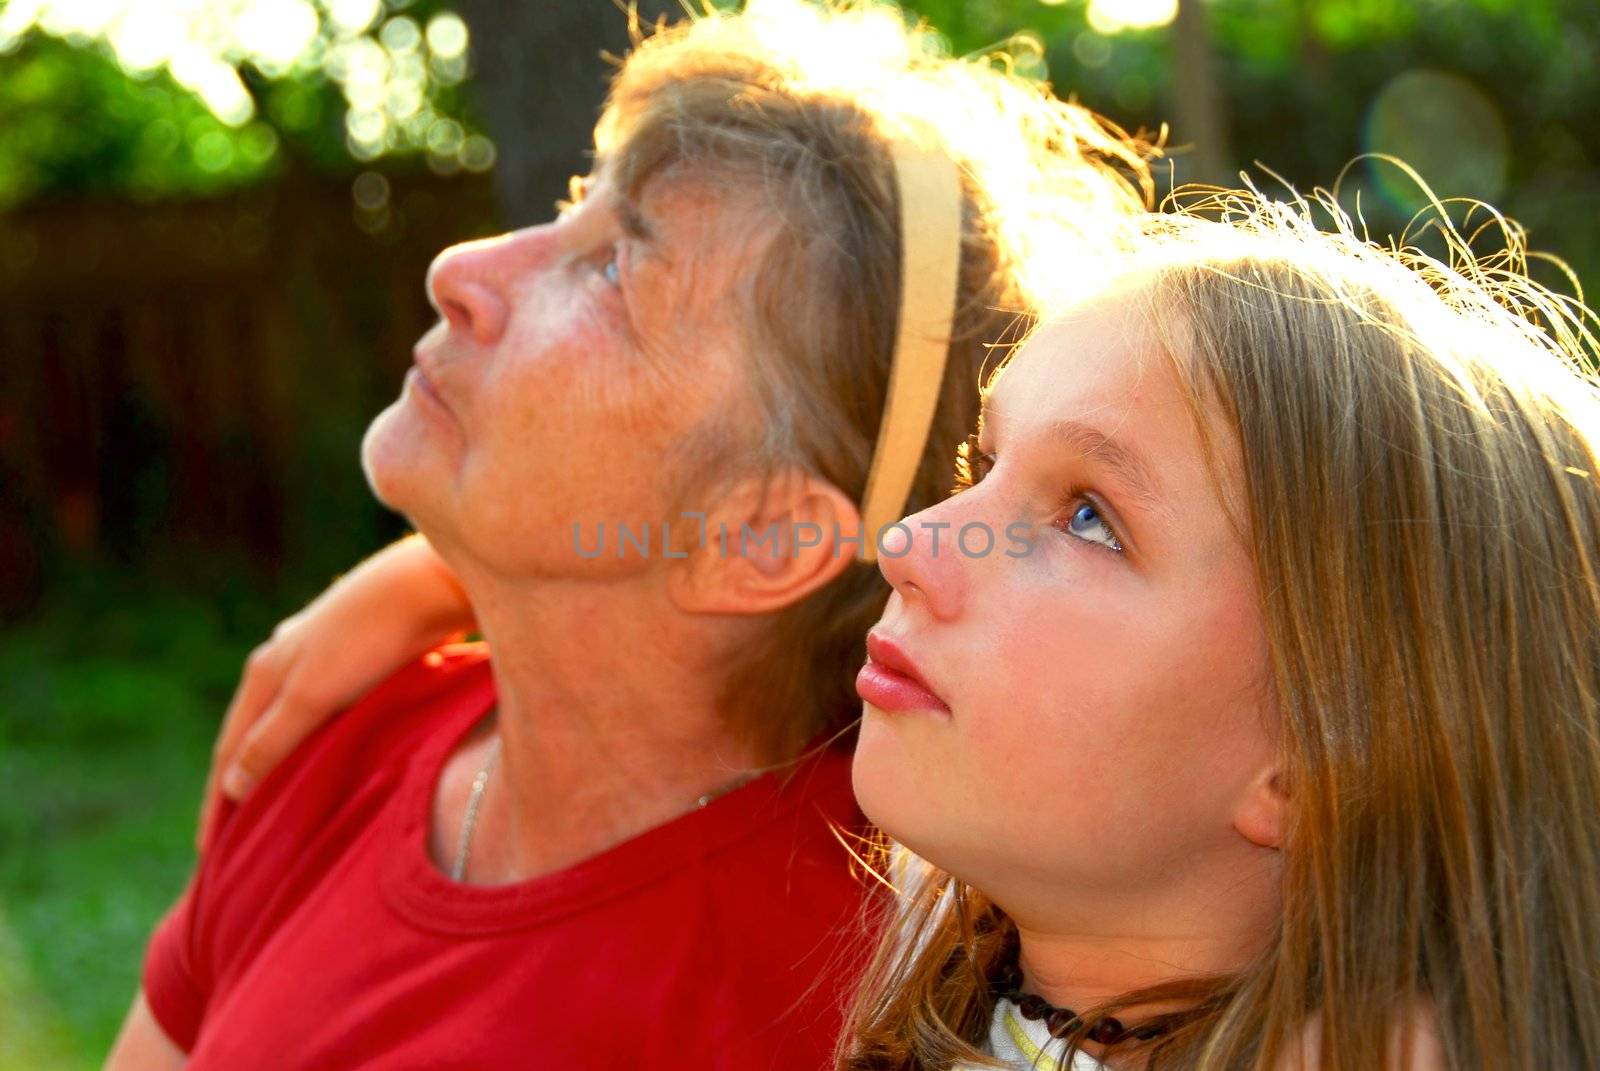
[{"x1": 436, "y1": 568, "x2": 776, "y2": 884}]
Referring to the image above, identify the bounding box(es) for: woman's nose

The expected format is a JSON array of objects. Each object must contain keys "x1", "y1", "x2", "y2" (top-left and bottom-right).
[{"x1": 424, "y1": 227, "x2": 550, "y2": 345}]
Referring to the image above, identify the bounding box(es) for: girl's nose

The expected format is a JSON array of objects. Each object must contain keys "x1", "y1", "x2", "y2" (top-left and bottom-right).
[{"x1": 876, "y1": 498, "x2": 979, "y2": 622}]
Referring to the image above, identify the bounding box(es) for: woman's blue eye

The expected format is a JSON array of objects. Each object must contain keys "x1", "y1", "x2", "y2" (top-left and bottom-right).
[
  {"x1": 1066, "y1": 501, "x2": 1122, "y2": 552},
  {"x1": 601, "y1": 254, "x2": 621, "y2": 285}
]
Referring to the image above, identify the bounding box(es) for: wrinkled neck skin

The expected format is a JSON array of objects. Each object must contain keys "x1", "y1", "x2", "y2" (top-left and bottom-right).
[{"x1": 431, "y1": 552, "x2": 773, "y2": 885}]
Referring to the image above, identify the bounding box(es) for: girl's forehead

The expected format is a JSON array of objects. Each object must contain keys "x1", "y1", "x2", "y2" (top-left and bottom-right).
[{"x1": 982, "y1": 304, "x2": 1154, "y2": 425}]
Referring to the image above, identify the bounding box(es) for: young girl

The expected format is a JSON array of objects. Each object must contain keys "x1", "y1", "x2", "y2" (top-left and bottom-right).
[{"x1": 843, "y1": 195, "x2": 1600, "y2": 1070}]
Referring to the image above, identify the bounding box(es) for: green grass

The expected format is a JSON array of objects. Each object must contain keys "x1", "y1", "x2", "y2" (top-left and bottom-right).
[{"x1": 0, "y1": 579, "x2": 279, "y2": 1070}]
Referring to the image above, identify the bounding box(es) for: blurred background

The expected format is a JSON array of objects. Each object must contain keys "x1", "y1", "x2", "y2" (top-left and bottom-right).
[{"x1": 0, "y1": 0, "x2": 1595, "y2": 1065}]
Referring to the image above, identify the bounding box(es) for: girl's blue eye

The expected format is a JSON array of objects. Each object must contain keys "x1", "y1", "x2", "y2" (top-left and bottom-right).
[
  {"x1": 1066, "y1": 501, "x2": 1122, "y2": 552},
  {"x1": 601, "y1": 254, "x2": 621, "y2": 286}
]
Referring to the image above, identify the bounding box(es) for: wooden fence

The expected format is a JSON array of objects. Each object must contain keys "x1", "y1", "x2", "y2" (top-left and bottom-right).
[{"x1": 0, "y1": 171, "x2": 497, "y2": 612}]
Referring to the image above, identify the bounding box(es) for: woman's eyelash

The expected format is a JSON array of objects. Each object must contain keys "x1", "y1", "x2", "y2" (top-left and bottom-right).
[{"x1": 592, "y1": 242, "x2": 623, "y2": 287}]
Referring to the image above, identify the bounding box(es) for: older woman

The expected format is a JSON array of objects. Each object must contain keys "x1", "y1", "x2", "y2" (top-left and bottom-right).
[{"x1": 106, "y1": 2, "x2": 1149, "y2": 1067}]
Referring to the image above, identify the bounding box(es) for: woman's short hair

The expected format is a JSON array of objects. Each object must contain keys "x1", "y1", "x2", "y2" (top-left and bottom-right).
[{"x1": 590, "y1": 0, "x2": 1153, "y2": 753}]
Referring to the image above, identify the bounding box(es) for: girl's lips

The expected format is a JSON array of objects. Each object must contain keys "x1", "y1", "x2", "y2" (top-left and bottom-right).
[{"x1": 858, "y1": 633, "x2": 951, "y2": 714}]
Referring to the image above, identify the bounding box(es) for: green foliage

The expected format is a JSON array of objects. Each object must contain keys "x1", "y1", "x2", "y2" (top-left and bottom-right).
[
  {"x1": 0, "y1": 575, "x2": 279, "y2": 1068},
  {"x1": 899, "y1": 0, "x2": 1600, "y2": 303},
  {"x1": 0, "y1": 0, "x2": 486, "y2": 208},
  {"x1": 0, "y1": 36, "x2": 278, "y2": 207}
]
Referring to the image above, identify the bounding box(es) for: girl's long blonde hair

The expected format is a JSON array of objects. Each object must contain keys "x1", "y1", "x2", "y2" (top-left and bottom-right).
[{"x1": 839, "y1": 190, "x2": 1600, "y2": 1070}]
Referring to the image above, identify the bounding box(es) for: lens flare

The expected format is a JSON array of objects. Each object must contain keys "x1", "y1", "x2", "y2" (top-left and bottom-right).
[{"x1": 1365, "y1": 69, "x2": 1509, "y2": 211}]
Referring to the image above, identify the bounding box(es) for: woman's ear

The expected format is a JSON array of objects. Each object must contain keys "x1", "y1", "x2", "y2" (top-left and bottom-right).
[
  {"x1": 1234, "y1": 766, "x2": 1289, "y2": 850},
  {"x1": 666, "y1": 469, "x2": 863, "y2": 616}
]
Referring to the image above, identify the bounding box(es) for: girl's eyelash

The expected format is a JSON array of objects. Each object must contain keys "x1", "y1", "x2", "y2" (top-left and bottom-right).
[
  {"x1": 560, "y1": 173, "x2": 593, "y2": 213},
  {"x1": 1056, "y1": 488, "x2": 1124, "y2": 554},
  {"x1": 952, "y1": 433, "x2": 993, "y2": 494},
  {"x1": 951, "y1": 433, "x2": 1124, "y2": 554}
]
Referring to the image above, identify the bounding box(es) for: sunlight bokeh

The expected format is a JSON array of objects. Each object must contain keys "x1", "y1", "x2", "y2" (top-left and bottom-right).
[
  {"x1": 1085, "y1": 0, "x2": 1178, "y2": 34},
  {"x1": 0, "y1": 0, "x2": 491, "y2": 170}
]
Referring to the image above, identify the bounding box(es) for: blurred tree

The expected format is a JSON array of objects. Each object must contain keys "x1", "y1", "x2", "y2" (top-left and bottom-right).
[
  {"x1": 455, "y1": 0, "x2": 679, "y2": 226},
  {"x1": 0, "y1": 35, "x2": 278, "y2": 205},
  {"x1": 0, "y1": 0, "x2": 491, "y2": 208},
  {"x1": 4, "y1": 0, "x2": 1593, "y2": 267},
  {"x1": 899, "y1": 0, "x2": 1599, "y2": 293},
  {"x1": 1169, "y1": 0, "x2": 1231, "y2": 184}
]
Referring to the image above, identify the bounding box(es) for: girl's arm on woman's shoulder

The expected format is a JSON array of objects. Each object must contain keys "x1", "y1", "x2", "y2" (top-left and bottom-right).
[
  {"x1": 104, "y1": 992, "x2": 185, "y2": 1071},
  {"x1": 196, "y1": 533, "x2": 474, "y2": 846}
]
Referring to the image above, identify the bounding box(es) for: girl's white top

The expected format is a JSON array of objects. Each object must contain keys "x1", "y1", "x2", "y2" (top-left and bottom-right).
[{"x1": 957, "y1": 997, "x2": 1108, "y2": 1071}]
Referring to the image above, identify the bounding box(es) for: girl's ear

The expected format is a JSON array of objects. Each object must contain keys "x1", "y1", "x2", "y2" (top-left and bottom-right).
[{"x1": 1234, "y1": 767, "x2": 1288, "y2": 850}]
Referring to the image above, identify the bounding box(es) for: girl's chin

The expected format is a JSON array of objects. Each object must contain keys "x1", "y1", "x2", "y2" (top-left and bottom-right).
[{"x1": 850, "y1": 720, "x2": 943, "y2": 849}]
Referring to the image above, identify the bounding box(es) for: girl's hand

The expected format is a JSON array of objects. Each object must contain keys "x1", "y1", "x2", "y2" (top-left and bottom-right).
[{"x1": 197, "y1": 535, "x2": 473, "y2": 848}]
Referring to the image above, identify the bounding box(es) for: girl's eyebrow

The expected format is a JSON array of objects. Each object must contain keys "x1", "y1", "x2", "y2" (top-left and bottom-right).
[
  {"x1": 1045, "y1": 418, "x2": 1167, "y2": 519},
  {"x1": 976, "y1": 392, "x2": 1000, "y2": 443},
  {"x1": 983, "y1": 397, "x2": 1170, "y2": 521}
]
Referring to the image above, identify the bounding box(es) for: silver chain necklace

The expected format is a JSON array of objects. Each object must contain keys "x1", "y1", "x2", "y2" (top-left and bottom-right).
[
  {"x1": 448, "y1": 736, "x2": 758, "y2": 882},
  {"x1": 450, "y1": 736, "x2": 502, "y2": 882}
]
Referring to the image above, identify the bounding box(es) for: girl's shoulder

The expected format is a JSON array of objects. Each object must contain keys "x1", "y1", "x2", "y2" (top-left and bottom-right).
[{"x1": 1277, "y1": 1004, "x2": 1445, "y2": 1071}]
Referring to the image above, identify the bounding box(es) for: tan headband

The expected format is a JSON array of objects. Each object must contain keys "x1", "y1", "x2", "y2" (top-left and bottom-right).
[{"x1": 857, "y1": 141, "x2": 963, "y2": 562}]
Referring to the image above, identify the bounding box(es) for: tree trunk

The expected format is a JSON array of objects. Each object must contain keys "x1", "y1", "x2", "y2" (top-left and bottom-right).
[
  {"x1": 1168, "y1": 0, "x2": 1234, "y2": 187},
  {"x1": 456, "y1": 0, "x2": 678, "y2": 228}
]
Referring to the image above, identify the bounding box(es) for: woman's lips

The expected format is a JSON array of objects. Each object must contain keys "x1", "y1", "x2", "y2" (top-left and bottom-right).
[
  {"x1": 404, "y1": 364, "x2": 455, "y2": 422},
  {"x1": 857, "y1": 632, "x2": 950, "y2": 714}
]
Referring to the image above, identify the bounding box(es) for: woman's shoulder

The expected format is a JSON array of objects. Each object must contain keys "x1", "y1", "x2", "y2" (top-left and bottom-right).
[
  {"x1": 279, "y1": 640, "x2": 494, "y2": 785},
  {"x1": 200, "y1": 642, "x2": 494, "y2": 874},
  {"x1": 349, "y1": 641, "x2": 494, "y2": 728}
]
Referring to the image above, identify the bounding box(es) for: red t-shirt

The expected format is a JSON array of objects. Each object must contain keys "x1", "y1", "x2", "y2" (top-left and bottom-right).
[{"x1": 143, "y1": 644, "x2": 874, "y2": 1069}]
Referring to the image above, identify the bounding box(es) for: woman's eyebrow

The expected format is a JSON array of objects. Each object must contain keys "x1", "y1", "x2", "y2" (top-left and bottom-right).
[
  {"x1": 616, "y1": 195, "x2": 656, "y2": 244},
  {"x1": 578, "y1": 158, "x2": 662, "y2": 252},
  {"x1": 613, "y1": 190, "x2": 680, "y2": 277}
]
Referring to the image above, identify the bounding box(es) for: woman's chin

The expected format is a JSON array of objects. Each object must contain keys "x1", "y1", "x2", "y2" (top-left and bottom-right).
[{"x1": 360, "y1": 405, "x2": 434, "y2": 512}]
